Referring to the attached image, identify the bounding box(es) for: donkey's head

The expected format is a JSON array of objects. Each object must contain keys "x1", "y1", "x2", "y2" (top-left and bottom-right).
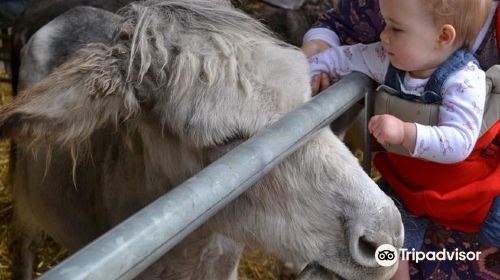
[{"x1": 2, "y1": 0, "x2": 403, "y2": 279}]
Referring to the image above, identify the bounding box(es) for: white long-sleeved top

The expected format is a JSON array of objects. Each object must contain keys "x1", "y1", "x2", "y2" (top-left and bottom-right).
[{"x1": 309, "y1": 42, "x2": 486, "y2": 163}]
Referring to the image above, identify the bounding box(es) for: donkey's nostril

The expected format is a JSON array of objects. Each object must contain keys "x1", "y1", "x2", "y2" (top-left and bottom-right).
[
  {"x1": 349, "y1": 233, "x2": 382, "y2": 268},
  {"x1": 348, "y1": 201, "x2": 404, "y2": 268},
  {"x1": 358, "y1": 235, "x2": 378, "y2": 259}
]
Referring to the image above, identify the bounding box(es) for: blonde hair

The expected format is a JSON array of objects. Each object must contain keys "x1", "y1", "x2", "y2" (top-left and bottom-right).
[{"x1": 424, "y1": 0, "x2": 492, "y2": 49}]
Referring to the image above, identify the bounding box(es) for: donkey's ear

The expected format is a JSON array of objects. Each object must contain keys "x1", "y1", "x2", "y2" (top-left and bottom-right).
[{"x1": 0, "y1": 45, "x2": 139, "y2": 144}]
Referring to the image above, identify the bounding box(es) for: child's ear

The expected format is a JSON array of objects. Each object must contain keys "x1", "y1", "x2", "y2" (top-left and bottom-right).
[{"x1": 438, "y1": 24, "x2": 456, "y2": 48}]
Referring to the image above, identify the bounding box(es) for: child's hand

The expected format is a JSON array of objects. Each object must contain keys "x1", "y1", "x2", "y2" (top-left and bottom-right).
[
  {"x1": 311, "y1": 73, "x2": 331, "y2": 96},
  {"x1": 369, "y1": 114, "x2": 405, "y2": 146},
  {"x1": 368, "y1": 114, "x2": 417, "y2": 152}
]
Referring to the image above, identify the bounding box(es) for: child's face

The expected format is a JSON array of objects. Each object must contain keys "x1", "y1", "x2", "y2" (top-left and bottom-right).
[{"x1": 379, "y1": 0, "x2": 445, "y2": 78}]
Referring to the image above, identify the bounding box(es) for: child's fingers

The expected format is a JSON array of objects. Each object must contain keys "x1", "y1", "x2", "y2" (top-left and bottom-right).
[
  {"x1": 368, "y1": 117, "x2": 374, "y2": 133},
  {"x1": 372, "y1": 130, "x2": 387, "y2": 145},
  {"x1": 368, "y1": 115, "x2": 379, "y2": 133},
  {"x1": 311, "y1": 75, "x2": 320, "y2": 96},
  {"x1": 319, "y1": 73, "x2": 330, "y2": 91},
  {"x1": 373, "y1": 128, "x2": 383, "y2": 140},
  {"x1": 370, "y1": 116, "x2": 387, "y2": 145}
]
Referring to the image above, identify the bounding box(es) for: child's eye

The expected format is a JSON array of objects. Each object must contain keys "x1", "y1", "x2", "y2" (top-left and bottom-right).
[{"x1": 391, "y1": 27, "x2": 403, "y2": 32}]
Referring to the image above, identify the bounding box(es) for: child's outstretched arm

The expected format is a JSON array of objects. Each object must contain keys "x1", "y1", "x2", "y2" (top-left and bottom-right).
[{"x1": 308, "y1": 42, "x2": 389, "y2": 83}]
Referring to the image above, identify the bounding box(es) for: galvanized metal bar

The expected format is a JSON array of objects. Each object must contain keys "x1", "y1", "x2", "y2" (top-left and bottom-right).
[
  {"x1": 261, "y1": 0, "x2": 306, "y2": 10},
  {"x1": 363, "y1": 89, "x2": 374, "y2": 173},
  {"x1": 39, "y1": 72, "x2": 374, "y2": 280}
]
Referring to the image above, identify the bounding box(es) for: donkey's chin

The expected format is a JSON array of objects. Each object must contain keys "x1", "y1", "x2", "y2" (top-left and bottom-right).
[
  {"x1": 296, "y1": 262, "x2": 347, "y2": 280},
  {"x1": 298, "y1": 260, "x2": 397, "y2": 280}
]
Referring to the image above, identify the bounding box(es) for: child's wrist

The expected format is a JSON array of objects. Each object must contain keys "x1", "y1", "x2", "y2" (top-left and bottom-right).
[{"x1": 401, "y1": 122, "x2": 417, "y2": 153}]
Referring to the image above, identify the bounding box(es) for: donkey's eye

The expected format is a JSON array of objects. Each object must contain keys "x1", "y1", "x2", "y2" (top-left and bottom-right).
[
  {"x1": 208, "y1": 133, "x2": 248, "y2": 154},
  {"x1": 118, "y1": 31, "x2": 131, "y2": 41},
  {"x1": 203, "y1": 134, "x2": 248, "y2": 163},
  {"x1": 218, "y1": 133, "x2": 247, "y2": 147}
]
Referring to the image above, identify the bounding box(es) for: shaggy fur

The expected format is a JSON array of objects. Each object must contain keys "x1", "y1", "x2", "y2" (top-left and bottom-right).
[{"x1": 5, "y1": 1, "x2": 403, "y2": 279}]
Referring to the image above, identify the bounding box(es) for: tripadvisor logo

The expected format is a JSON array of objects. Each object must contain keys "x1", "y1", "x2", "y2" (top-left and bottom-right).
[
  {"x1": 374, "y1": 244, "x2": 482, "y2": 267},
  {"x1": 375, "y1": 244, "x2": 398, "y2": 267}
]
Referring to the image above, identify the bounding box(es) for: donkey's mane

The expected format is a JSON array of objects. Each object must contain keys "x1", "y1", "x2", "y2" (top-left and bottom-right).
[
  {"x1": 11, "y1": 0, "x2": 297, "y2": 154},
  {"x1": 119, "y1": 0, "x2": 284, "y2": 96}
]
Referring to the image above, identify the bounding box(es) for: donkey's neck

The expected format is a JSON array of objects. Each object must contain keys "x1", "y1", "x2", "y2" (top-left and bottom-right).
[{"x1": 138, "y1": 124, "x2": 204, "y2": 189}]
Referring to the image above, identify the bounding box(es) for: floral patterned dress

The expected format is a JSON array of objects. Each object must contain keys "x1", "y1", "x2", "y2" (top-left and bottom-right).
[{"x1": 311, "y1": 0, "x2": 384, "y2": 45}]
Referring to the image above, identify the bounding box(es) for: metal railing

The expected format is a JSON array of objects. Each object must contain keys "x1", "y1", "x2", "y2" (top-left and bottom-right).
[{"x1": 39, "y1": 73, "x2": 375, "y2": 280}]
